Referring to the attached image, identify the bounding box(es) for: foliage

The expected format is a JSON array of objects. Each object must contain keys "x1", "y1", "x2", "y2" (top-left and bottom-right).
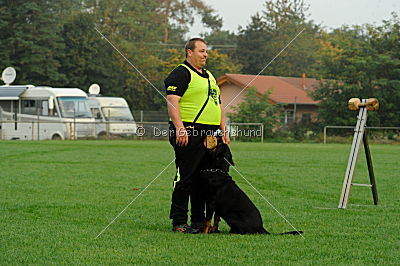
[
  {"x1": 155, "y1": 0, "x2": 222, "y2": 43},
  {"x1": 228, "y1": 87, "x2": 282, "y2": 137},
  {"x1": 205, "y1": 49, "x2": 242, "y2": 78},
  {"x1": 235, "y1": 0, "x2": 320, "y2": 77},
  {"x1": 1, "y1": 0, "x2": 399, "y2": 127},
  {"x1": 312, "y1": 15, "x2": 400, "y2": 127},
  {"x1": 60, "y1": 12, "x2": 112, "y2": 91},
  {"x1": 235, "y1": 13, "x2": 271, "y2": 75},
  {"x1": 0, "y1": 0, "x2": 240, "y2": 112},
  {"x1": 0, "y1": 0, "x2": 67, "y2": 85}
]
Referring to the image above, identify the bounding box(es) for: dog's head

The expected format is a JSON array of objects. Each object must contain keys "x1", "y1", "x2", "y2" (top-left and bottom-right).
[{"x1": 206, "y1": 139, "x2": 234, "y2": 173}]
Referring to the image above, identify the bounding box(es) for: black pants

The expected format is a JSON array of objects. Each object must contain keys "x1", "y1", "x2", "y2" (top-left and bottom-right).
[{"x1": 169, "y1": 124, "x2": 218, "y2": 226}]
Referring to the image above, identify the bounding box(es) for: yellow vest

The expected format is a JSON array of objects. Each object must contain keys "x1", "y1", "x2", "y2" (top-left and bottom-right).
[{"x1": 179, "y1": 64, "x2": 221, "y2": 125}]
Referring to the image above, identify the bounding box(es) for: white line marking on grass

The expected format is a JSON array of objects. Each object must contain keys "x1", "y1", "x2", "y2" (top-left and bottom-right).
[
  {"x1": 95, "y1": 158, "x2": 175, "y2": 239},
  {"x1": 224, "y1": 158, "x2": 305, "y2": 239},
  {"x1": 94, "y1": 27, "x2": 177, "y2": 111},
  {"x1": 314, "y1": 207, "x2": 339, "y2": 210},
  {"x1": 224, "y1": 28, "x2": 306, "y2": 111}
]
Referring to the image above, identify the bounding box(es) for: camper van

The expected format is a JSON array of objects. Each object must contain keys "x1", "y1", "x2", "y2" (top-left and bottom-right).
[
  {"x1": 0, "y1": 67, "x2": 95, "y2": 140},
  {"x1": 87, "y1": 84, "x2": 137, "y2": 137}
]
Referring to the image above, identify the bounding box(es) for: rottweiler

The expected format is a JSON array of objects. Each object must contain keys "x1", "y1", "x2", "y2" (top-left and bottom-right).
[{"x1": 200, "y1": 137, "x2": 303, "y2": 235}]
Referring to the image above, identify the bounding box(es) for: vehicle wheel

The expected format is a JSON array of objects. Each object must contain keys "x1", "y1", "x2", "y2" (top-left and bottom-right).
[
  {"x1": 97, "y1": 131, "x2": 107, "y2": 138},
  {"x1": 52, "y1": 134, "x2": 62, "y2": 140}
]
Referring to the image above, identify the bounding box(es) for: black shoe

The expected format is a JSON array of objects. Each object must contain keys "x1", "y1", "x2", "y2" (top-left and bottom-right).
[
  {"x1": 191, "y1": 222, "x2": 206, "y2": 233},
  {"x1": 172, "y1": 224, "x2": 199, "y2": 234}
]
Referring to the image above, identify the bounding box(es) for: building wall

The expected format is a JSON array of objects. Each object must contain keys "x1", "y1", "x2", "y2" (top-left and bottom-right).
[
  {"x1": 219, "y1": 83, "x2": 319, "y2": 125},
  {"x1": 219, "y1": 83, "x2": 245, "y2": 113},
  {"x1": 283, "y1": 104, "x2": 319, "y2": 123}
]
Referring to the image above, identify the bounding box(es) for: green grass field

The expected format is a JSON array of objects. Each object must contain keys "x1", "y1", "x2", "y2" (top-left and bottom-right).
[{"x1": 1, "y1": 140, "x2": 399, "y2": 264}]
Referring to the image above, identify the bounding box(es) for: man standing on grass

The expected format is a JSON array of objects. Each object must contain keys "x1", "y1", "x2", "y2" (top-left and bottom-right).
[{"x1": 165, "y1": 38, "x2": 230, "y2": 233}]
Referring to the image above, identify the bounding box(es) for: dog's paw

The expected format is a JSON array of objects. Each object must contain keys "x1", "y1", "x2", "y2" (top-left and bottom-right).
[{"x1": 209, "y1": 226, "x2": 220, "y2": 234}]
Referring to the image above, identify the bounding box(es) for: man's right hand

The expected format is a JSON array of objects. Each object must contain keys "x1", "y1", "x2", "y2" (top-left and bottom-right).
[{"x1": 176, "y1": 126, "x2": 189, "y2": 146}]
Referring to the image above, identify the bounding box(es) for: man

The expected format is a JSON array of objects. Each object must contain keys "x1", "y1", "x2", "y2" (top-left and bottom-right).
[{"x1": 165, "y1": 38, "x2": 230, "y2": 233}]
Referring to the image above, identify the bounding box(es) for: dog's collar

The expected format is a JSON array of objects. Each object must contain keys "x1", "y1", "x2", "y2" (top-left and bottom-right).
[{"x1": 201, "y1": 169, "x2": 228, "y2": 175}]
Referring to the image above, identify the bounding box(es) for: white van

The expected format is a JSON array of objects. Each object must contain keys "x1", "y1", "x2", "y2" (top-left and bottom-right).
[
  {"x1": 87, "y1": 84, "x2": 137, "y2": 137},
  {"x1": 0, "y1": 68, "x2": 95, "y2": 140}
]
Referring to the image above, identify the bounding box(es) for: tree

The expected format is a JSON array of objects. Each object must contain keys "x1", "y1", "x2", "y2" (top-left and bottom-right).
[
  {"x1": 0, "y1": 0, "x2": 67, "y2": 85},
  {"x1": 312, "y1": 16, "x2": 400, "y2": 127},
  {"x1": 155, "y1": 0, "x2": 222, "y2": 43},
  {"x1": 228, "y1": 87, "x2": 281, "y2": 137},
  {"x1": 60, "y1": 12, "x2": 114, "y2": 91},
  {"x1": 235, "y1": 13, "x2": 271, "y2": 75},
  {"x1": 235, "y1": 0, "x2": 320, "y2": 77},
  {"x1": 205, "y1": 49, "x2": 242, "y2": 78}
]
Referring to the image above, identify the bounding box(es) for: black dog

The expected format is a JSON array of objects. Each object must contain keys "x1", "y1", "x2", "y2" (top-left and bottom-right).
[
  {"x1": 200, "y1": 140, "x2": 269, "y2": 234},
  {"x1": 201, "y1": 140, "x2": 303, "y2": 235}
]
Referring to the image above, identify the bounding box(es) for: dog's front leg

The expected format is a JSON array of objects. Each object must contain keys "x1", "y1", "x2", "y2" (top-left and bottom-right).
[
  {"x1": 210, "y1": 215, "x2": 220, "y2": 233},
  {"x1": 204, "y1": 218, "x2": 212, "y2": 234}
]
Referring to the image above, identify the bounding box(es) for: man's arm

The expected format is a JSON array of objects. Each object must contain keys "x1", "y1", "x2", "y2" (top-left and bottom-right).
[
  {"x1": 219, "y1": 104, "x2": 230, "y2": 144},
  {"x1": 167, "y1": 95, "x2": 188, "y2": 146}
]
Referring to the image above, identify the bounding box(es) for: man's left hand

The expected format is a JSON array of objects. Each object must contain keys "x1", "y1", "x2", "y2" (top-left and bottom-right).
[{"x1": 222, "y1": 133, "x2": 230, "y2": 145}]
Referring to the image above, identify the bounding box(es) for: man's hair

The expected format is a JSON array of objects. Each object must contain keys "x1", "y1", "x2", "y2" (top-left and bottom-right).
[{"x1": 185, "y1": 38, "x2": 207, "y2": 58}]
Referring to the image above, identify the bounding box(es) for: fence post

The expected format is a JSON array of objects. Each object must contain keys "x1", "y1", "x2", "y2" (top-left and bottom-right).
[
  {"x1": 73, "y1": 108, "x2": 76, "y2": 140},
  {"x1": 106, "y1": 110, "x2": 110, "y2": 139},
  {"x1": 37, "y1": 112, "x2": 40, "y2": 141},
  {"x1": 261, "y1": 124, "x2": 264, "y2": 143},
  {"x1": 68, "y1": 122, "x2": 73, "y2": 140}
]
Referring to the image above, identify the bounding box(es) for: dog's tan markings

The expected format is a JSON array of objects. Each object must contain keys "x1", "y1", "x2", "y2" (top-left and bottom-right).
[{"x1": 204, "y1": 219, "x2": 212, "y2": 234}]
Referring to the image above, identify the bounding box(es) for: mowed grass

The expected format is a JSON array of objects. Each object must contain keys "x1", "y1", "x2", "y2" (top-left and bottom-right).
[{"x1": 0, "y1": 140, "x2": 399, "y2": 265}]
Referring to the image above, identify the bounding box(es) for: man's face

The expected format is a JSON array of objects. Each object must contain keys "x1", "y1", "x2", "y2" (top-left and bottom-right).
[{"x1": 188, "y1": 41, "x2": 208, "y2": 69}]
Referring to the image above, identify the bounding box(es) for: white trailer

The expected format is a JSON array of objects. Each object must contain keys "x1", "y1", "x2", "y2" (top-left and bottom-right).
[
  {"x1": 87, "y1": 84, "x2": 137, "y2": 137},
  {"x1": 0, "y1": 68, "x2": 95, "y2": 140}
]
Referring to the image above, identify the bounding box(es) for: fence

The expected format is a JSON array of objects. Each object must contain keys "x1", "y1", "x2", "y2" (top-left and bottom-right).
[
  {"x1": 323, "y1": 126, "x2": 400, "y2": 144},
  {"x1": 132, "y1": 110, "x2": 168, "y2": 122}
]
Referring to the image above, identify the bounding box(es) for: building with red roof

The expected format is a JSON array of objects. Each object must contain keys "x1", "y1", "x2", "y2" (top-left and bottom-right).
[{"x1": 217, "y1": 73, "x2": 321, "y2": 125}]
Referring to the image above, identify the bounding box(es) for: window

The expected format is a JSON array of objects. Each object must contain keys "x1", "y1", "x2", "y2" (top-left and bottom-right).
[
  {"x1": 101, "y1": 107, "x2": 134, "y2": 121},
  {"x1": 0, "y1": 100, "x2": 12, "y2": 112},
  {"x1": 41, "y1": 100, "x2": 49, "y2": 116},
  {"x1": 281, "y1": 110, "x2": 294, "y2": 125},
  {"x1": 22, "y1": 100, "x2": 37, "y2": 115},
  {"x1": 21, "y1": 99, "x2": 57, "y2": 116},
  {"x1": 301, "y1": 113, "x2": 311, "y2": 125},
  {"x1": 58, "y1": 97, "x2": 92, "y2": 118},
  {"x1": 91, "y1": 108, "x2": 103, "y2": 119}
]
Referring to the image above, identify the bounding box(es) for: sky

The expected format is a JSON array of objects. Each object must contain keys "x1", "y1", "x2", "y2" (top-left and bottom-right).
[{"x1": 187, "y1": 0, "x2": 400, "y2": 37}]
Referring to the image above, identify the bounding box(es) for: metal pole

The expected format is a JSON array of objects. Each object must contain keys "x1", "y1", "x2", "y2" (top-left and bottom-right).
[
  {"x1": 324, "y1": 126, "x2": 327, "y2": 144},
  {"x1": 37, "y1": 110, "x2": 40, "y2": 141},
  {"x1": 293, "y1": 96, "x2": 297, "y2": 124},
  {"x1": 14, "y1": 100, "x2": 18, "y2": 130},
  {"x1": 73, "y1": 108, "x2": 76, "y2": 140},
  {"x1": 261, "y1": 124, "x2": 264, "y2": 143},
  {"x1": 338, "y1": 100, "x2": 368, "y2": 209},
  {"x1": 107, "y1": 110, "x2": 110, "y2": 139},
  {"x1": 362, "y1": 130, "x2": 378, "y2": 205}
]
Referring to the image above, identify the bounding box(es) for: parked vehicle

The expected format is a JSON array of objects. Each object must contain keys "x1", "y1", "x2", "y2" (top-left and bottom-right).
[
  {"x1": 87, "y1": 84, "x2": 137, "y2": 137},
  {"x1": 0, "y1": 67, "x2": 95, "y2": 140}
]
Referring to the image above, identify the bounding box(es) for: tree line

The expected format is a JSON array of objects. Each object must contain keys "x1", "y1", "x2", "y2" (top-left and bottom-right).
[{"x1": 1, "y1": 0, "x2": 399, "y2": 128}]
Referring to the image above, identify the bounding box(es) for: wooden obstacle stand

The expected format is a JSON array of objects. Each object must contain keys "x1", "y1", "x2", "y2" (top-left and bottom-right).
[{"x1": 338, "y1": 98, "x2": 379, "y2": 209}]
